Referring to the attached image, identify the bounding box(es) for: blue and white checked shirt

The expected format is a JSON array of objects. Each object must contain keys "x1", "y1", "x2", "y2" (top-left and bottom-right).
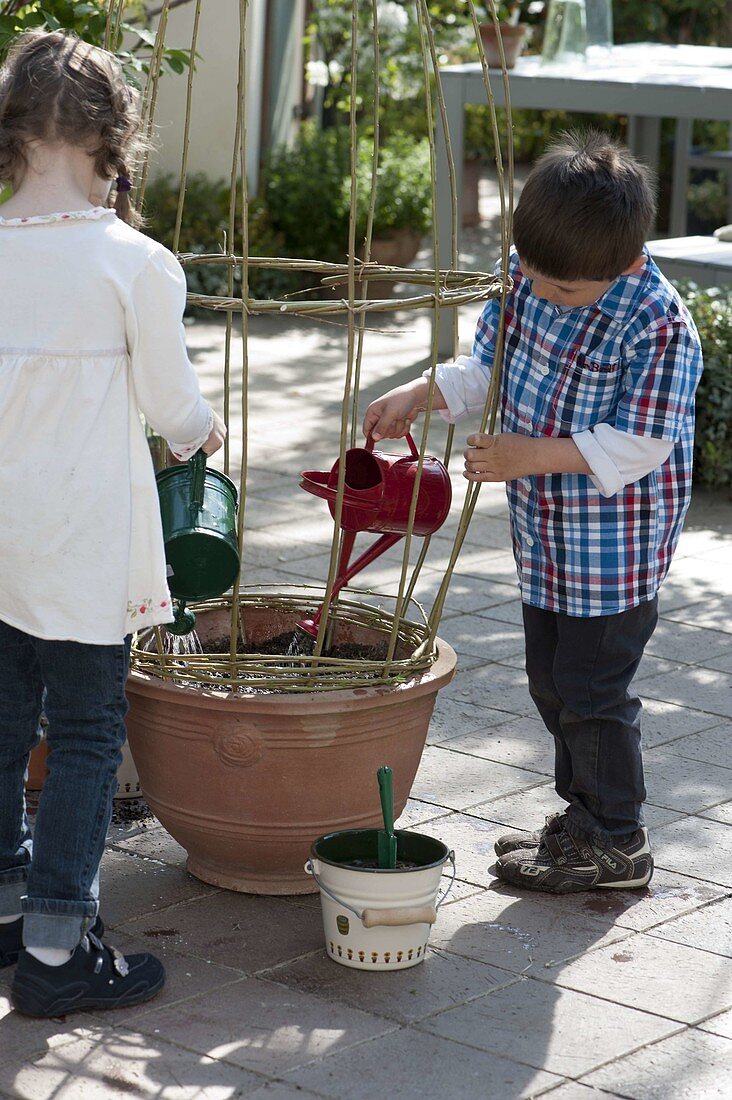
[{"x1": 434, "y1": 250, "x2": 703, "y2": 617}]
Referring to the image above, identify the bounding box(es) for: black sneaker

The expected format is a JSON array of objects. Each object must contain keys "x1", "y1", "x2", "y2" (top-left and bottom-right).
[
  {"x1": 0, "y1": 915, "x2": 104, "y2": 970},
  {"x1": 495, "y1": 826, "x2": 653, "y2": 894},
  {"x1": 10, "y1": 931, "x2": 164, "y2": 1017},
  {"x1": 494, "y1": 811, "x2": 567, "y2": 857}
]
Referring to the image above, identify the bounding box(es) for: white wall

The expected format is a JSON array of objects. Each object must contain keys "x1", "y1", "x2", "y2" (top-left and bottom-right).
[{"x1": 149, "y1": 0, "x2": 267, "y2": 189}]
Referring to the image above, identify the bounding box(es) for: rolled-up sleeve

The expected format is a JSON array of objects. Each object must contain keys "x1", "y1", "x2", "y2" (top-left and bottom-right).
[
  {"x1": 422, "y1": 295, "x2": 499, "y2": 423},
  {"x1": 125, "y1": 246, "x2": 213, "y2": 459}
]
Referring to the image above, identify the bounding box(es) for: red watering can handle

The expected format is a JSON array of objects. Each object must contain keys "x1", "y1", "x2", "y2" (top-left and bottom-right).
[{"x1": 366, "y1": 432, "x2": 419, "y2": 459}]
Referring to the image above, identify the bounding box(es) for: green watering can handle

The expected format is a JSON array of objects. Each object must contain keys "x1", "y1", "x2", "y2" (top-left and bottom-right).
[{"x1": 190, "y1": 450, "x2": 207, "y2": 516}]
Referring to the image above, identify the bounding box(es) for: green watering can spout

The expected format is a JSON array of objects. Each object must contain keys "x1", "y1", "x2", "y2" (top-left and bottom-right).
[{"x1": 166, "y1": 600, "x2": 197, "y2": 637}]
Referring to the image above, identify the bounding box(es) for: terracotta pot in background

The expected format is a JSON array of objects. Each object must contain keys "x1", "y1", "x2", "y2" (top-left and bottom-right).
[
  {"x1": 479, "y1": 22, "x2": 530, "y2": 69},
  {"x1": 26, "y1": 739, "x2": 141, "y2": 799},
  {"x1": 463, "y1": 157, "x2": 482, "y2": 227},
  {"x1": 357, "y1": 227, "x2": 423, "y2": 299},
  {"x1": 125, "y1": 605, "x2": 457, "y2": 895}
]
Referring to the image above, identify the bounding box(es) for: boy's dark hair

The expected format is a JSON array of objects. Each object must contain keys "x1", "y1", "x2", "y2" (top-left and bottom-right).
[{"x1": 512, "y1": 129, "x2": 657, "y2": 282}]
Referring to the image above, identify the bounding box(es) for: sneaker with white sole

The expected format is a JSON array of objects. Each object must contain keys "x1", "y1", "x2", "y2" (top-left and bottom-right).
[
  {"x1": 495, "y1": 826, "x2": 653, "y2": 894},
  {"x1": 494, "y1": 811, "x2": 567, "y2": 857}
]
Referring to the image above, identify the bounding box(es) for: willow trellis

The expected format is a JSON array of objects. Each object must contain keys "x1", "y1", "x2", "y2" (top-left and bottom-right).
[{"x1": 115, "y1": 0, "x2": 515, "y2": 692}]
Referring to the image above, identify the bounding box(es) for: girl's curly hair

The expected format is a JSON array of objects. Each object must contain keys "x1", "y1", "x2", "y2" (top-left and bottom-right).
[{"x1": 0, "y1": 30, "x2": 149, "y2": 227}]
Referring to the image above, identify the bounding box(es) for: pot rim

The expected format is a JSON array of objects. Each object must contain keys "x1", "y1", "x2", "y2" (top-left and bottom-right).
[{"x1": 127, "y1": 637, "x2": 457, "y2": 713}]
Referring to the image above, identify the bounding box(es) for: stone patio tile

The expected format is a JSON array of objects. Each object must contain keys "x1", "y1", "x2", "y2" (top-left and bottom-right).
[
  {"x1": 430, "y1": 886, "x2": 629, "y2": 971},
  {"x1": 394, "y1": 798, "x2": 453, "y2": 830},
  {"x1": 280, "y1": 1027, "x2": 562, "y2": 1099},
  {"x1": 664, "y1": 555, "x2": 732, "y2": 597},
  {"x1": 644, "y1": 619, "x2": 732, "y2": 666},
  {"x1": 406, "y1": 812, "x2": 502, "y2": 889},
  {"x1": 637, "y1": 698, "x2": 720, "y2": 749},
  {"x1": 427, "y1": 694, "x2": 509, "y2": 745},
  {"x1": 259, "y1": 946, "x2": 518, "y2": 1024},
  {"x1": 642, "y1": 748, "x2": 732, "y2": 814},
  {"x1": 0, "y1": 991, "x2": 97, "y2": 1068},
  {"x1": 698, "y1": 1008, "x2": 732, "y2": 1039},
  {"x1": 473, "y1": 601, "x2": 527, "y2": 626},
  {"x1": 701, "y1": 801, "x2": 732, "y2": 826},
  {"x1": 574, "y1": 868, "x2": 727, "y2": 933},
  {"x1": 704, "y1": 649, "x2": 732, "y2": 674},
  {"x1": 443, "y1": 661, "x2": 536, "y2": 717},
  {"x1": 433, "y1": 612, "x2": 525, "y2": 662},
  {"x1": 641, "y1": 666, "x2": 732, "y2": 720},
  {"x1": 98, "y1": 848, "x2": 216, "y2": 928},
  {"x1": 411, "y1": 745, "x2": 545, "y2": 812},
  {"x1": 120, "y1": 891, "x2": 325, "y2": 974},
  {"x1": 445, "y1": 547, "x2": 520, "y2": 586},
  {"x1": 241, "y1": 1084, "x2": 324, "y2": 1100},
  {"x1": 418, "y1": 979, "x2": 680, "y2": 1078},
  {"x1": 663, "y1": 722, "x2": 732, "y2": 770},
  {"x1": 661, "y1": 596, "x2": 732, "y2": 636},
  {"x1": 539, "y1": 933, "x2": 732, "y2": 1023},
  {"x1": 580, "y1": 1027, "x2": 732, "y2": 1100},
  {"x1": 111, "y1": 824, "x2": 190, "y2": 868},
  {"x1": 431, "y1": 516, "x2": 511, "y2": 553},
  {"x1": 131, "y1": 975, "x2": 396, "y2": 1076},
  {"x1": 413, "y1": 573, "x2": 519, "y2": 617},
  {"x1": 646, "y1": 896, "x2": 732, "y2": 958},
  {"x1": 653, "y1": 816, "x2": 732, "y2": 887},
  {"x1": 468, "y1": 781, "x2": 681, "y2": 833},
  {"x1": 440, "y1": 716, "x2": 554, "y2": 776},
  {"x1": 536, "y1": 1085, "x2": 625, "y2": 1100},
  {"x1": 0, "y1": 1026, "x2": 261, "y2": 1099},
  {"x1": 632, "y1": 656, "x2": 686, "y2": 683}
]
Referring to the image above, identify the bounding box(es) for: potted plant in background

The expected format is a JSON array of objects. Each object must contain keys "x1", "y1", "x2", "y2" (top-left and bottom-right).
[{"x1": 479, "y1": 1, "x2": 533, "y2": 69}]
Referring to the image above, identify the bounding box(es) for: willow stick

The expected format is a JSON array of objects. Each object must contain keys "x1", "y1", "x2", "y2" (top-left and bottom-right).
[
  {"x1": 229, "y1": 0, "x2": 251, "y2": 670},
  {"x1": 137, "y1": 0, "x2": 170, "y2": 203},
  {"x1": 172, "y1": 0, "x2": 202, "y2": 254},
  {"x1": 309, "y1": 0, "x2": 360, "y2": 667},
  {"x1": 223, "y1": 65, "x2": 245, "y2": 476}
]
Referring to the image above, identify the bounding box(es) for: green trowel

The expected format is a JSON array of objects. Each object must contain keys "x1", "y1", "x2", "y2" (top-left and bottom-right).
[{"x1": 377, "y1": 766, "x2": 397, "y2": 869}]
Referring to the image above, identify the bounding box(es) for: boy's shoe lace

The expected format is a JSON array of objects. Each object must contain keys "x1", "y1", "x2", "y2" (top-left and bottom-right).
[
  {"x1": 494, "y1": 811, "x2": 567, "y2": 857},
  {"x1": 0, "y1": 914, "x2": 104, "y2": 970},
  {"x1": 10, "y1": 930, "x2": 164, "y2": 1017},
  {"x1": 495, "y1": 826, "x2": 653, "y2": 894}
]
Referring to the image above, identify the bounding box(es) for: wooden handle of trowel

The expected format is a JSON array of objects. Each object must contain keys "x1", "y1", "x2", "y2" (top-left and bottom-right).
[{"x1": 361, "y1": 905, "x2": 437, "y2": 928}]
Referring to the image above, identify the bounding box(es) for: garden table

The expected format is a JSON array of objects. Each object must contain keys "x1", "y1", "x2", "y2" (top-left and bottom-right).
[{"x1": 436, "y1": 43, "x2": 732, "y2": 352}]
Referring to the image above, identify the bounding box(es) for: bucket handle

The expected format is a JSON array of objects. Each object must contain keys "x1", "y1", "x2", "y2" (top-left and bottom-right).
[
  {"x1": 190, "y1": 450, "x2": 207, "y2": 514},
  {"x1": 304, "y1": 850, "x2": 456, "y2": 927}
]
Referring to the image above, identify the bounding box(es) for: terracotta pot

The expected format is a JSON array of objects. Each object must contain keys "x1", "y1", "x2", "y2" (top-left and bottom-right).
[
  {"x1": 125, "y1": 606, "x2": 457, "y2": 895},
  {"x1": 463, "y1": 156, "x2": 482, "y2": 227},
  {"x1": 357, "y1": 228, "x2": 423, "y2": 299},
  {"x1": 478, "y1": 22, "x2": 530, "y2": 69},
  {"x1": 26, "y1": 738, "x2": 141, "y2": 800}
]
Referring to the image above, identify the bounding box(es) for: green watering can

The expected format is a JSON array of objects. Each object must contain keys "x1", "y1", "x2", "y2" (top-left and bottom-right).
[{"x1": 155, "y1": 451, "x2": 240, "y2": 635}]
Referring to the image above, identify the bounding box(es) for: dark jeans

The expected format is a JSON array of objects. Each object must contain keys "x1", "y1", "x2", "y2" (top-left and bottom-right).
[
  {"x1": 522, "y1": 597, "x2": 659, "y2": 846},
  {"x1": 0, "y1": 619, "x2": 130, "y2": 949}
]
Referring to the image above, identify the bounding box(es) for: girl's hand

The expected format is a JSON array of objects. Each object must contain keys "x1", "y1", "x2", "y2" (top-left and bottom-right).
[
  {"x1": 201, "y1": 410, "x2": 227, "y2": 456},
  {"x1": 363, "y1": 379, "x2": 443, "y2": 441}
]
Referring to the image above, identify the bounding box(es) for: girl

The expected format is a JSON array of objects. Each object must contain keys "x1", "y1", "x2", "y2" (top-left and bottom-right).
[{"x1": 0, "y1": 30, "x2": 225, "y2": 1017}]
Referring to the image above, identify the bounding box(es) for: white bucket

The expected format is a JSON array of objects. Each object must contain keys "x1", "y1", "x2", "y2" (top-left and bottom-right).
[{"x1": 306, "y1": 828, "x2": 455, "y2": 971}]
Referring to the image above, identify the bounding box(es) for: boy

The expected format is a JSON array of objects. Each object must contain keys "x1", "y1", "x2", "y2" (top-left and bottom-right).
[{"x1": 363, "y1": 131, "x2": 703, "y2": 894}]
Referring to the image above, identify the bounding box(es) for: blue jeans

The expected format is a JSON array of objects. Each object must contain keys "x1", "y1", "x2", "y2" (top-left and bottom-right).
[
  {"x1": 522, "y1": 597, "x2": 659, "y2": 846},
  {"x1": 0, "y1": 619, "x2": 130, "y2": 949}
]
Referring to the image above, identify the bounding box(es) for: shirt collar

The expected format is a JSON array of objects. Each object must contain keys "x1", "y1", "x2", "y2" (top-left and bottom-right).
[{"x1": 592, "y1": 248, "x2": 651, "y2": 324}]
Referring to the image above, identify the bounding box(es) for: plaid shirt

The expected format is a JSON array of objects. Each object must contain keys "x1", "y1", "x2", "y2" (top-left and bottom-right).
[{"x1": 461, "y1": 251, "x2": 703, "y2": 617}]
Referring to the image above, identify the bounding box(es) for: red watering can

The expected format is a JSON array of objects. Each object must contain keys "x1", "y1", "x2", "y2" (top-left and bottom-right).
[{"x1": 295, "y1": 434, "x2": 452, "y2": 642}]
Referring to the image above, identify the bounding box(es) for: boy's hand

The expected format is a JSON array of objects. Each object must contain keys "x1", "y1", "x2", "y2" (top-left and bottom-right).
[
  {"x1": 363, "y1": 379, "x2": 446, "y2": 442},
  {"x1": 464, "y1": 433, "x2": 591, "y2": 481},
  {"x1": 201, "y1": 409, "x2": 227, "y2": 456}
]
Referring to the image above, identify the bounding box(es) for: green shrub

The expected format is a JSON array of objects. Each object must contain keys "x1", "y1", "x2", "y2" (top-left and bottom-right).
[
  {"x1": 681, "y1": 285, "x2": 732, "y2": 490},
  {"x1": 142, "y1": 173, "x2": 292, "y2": 306}
]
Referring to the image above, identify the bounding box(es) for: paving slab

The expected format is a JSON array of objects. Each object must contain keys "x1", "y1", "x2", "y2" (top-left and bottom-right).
[
  {"x1": 120, "y1": 892, "x2": 325, "y2": 975},
  {"x1": 644, "y1": 619, "x2": 732, "y2": 666},
  {"x1": 417, "y1": 979, "x2": 680, "y2": 1078},
  {"x1": 637, "y1": 697, "x2": 720, "y2": 749},
  {"x1": 653, "y1": 816, "x2": 732, "y2": 887},
  {"x1": 574, "y1": 868, "x2": 728, "y2": 933},
  {"x1": 443, "y1": 660, "x2": 537, "y2": 717},
  {"x1": 640, "y1": 666, "x2": 732, "y2": 720},
  {"x1": 111, "y1": 824, "x2": 190, "y2": 867},
  {"x1": 701, "y1": 801, "x2": 732, "y2": 826},
  {"x1": 539, "y1": 933, "x2": 732, "y2": 1023},
  {"x1": 537, "y1": 1085, "x2": 626, "y2": 1100},
  {"x1": 0, "y1": 991, "x2": 97, "y2": 1068},
  {"x1": 660, "y1": 596, "x2": 732, "y2": 636},
  {"x1": 434, "y1": 611, "x2": 526, "y2": 662},
  {"x1": 280, "y1": 1026, "x2": 563, "y2": 1099},
  {"x1": 426, "y1": 691, "x2": 510, "y2": 745},
  {"x1": 642, "y1": 748, "x2": 732, "y2": 814},
  {"x1": 411, "y1": 745, "x2": 545, "y2": 812},
  {"x1": 440, "y1": 715, "x2": 555, "y2": 776},
  {"x1": 258, "y1": 946, "x2": 518, "y2": 1024},
  {"x1": 580, "y1": 1027, "x2": 732, "y2": 1100},
  {"x1": 429, "y1": 886, "x2": 630, "y2": 971},
  {"x1": 129, "y1": 975, "x2": 396, "y2": 1077},
  {"x1": 698, "y1": 1008, "x2": 732, "y2": 1039},
  {"x1": 660, "y1": 722, "x2": 732, "y2": 770},
  {"x1": 98, "y1": 848, "x2": 217, "y2": 927},
  {"x1": 0, "y1": 1025, "x2": 261, "y2": 1099},
  {"x1": 645, "y1": 896, "x2": 732, "y2": 958}
]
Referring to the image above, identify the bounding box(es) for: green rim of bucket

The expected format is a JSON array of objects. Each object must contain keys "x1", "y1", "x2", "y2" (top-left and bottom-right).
[
  {"x1": 156, "y1": 464, "x2": 239, "y2": 505},
  {"x1": 312, "y1": 828, "x2": 449, "y2": 873}
]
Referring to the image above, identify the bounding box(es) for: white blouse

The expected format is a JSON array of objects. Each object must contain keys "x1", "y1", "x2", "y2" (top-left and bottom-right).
[{"x1": 0, "y1": 207, "x2": 213, "y2": 644}]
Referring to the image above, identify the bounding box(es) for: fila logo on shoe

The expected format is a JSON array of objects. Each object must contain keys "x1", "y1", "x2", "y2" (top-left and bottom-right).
[
  {"x1": 519, "y1": 864, "x2": 543, "y2": 876},
  {"x1": 595, "y1": 850, "x2": 619, "y2": 871}
]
